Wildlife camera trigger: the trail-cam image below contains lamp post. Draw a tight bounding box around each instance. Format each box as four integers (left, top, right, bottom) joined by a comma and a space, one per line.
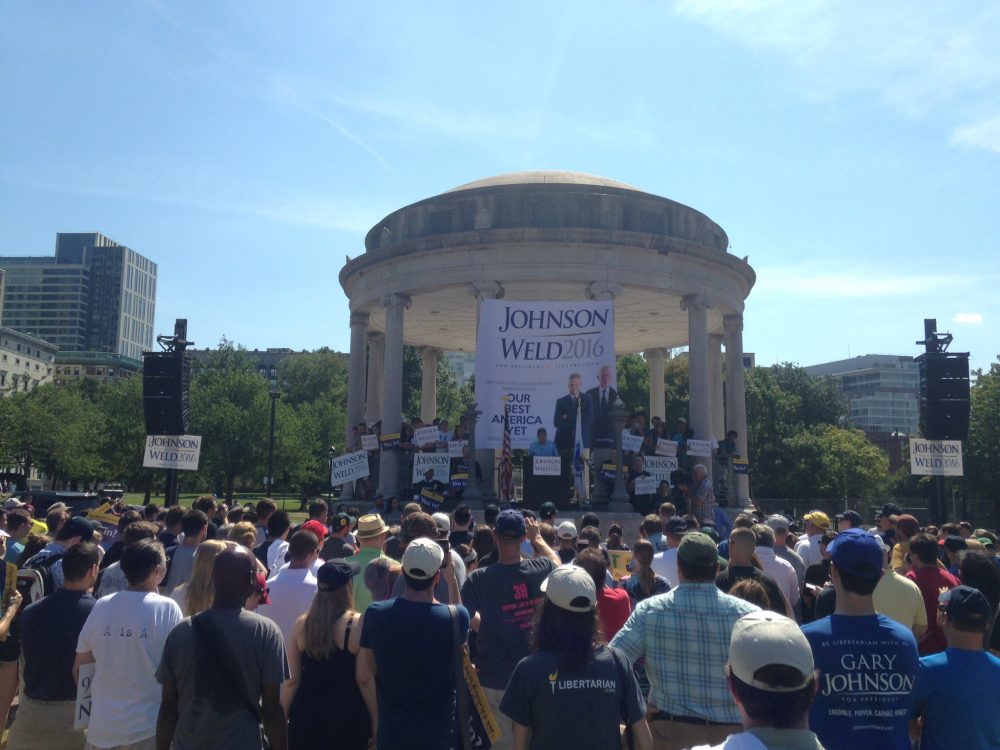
462, 401, 483, 506
327, 445, 337, 503
609, 398, 632, 512
266, 389, 280, 496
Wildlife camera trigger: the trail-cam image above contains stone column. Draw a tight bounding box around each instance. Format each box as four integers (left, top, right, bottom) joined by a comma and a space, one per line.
469, 281, 505, 500
342, 311, 369, 500
709, 334, 725, 442
378, 294, 411, 498
646, 348, 668, 423
419, 347, 442, 424
724, 313, 750, 502
364, 332, 384, 427
682, 295, 712, 480
586, 281, 622, 504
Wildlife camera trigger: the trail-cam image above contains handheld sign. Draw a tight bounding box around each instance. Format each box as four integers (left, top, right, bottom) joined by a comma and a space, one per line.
599, 462, 617, 482
733, 459, 749, 475
360, 434, 379, 451
414, 426, 439, 446
644, 456, 678, 481
607, 549, 633, 581
532, 456, 562, 476
910, 439, 963, 476
143, 435, 202, 470
621, 431, 643, 453
74, 662, 95, 729
634, 476, 658, 495
687, 439, 713, 457
379, 433, 401, 450
450, 472, 469, 491
330, 451, 370, 486
412, 453, 451, 483
418, 488, 445, 511
448, 440, 468, 458
655, 439, 677, 457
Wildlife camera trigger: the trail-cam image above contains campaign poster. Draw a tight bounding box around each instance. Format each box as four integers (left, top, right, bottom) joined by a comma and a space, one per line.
474, 300, 616, 450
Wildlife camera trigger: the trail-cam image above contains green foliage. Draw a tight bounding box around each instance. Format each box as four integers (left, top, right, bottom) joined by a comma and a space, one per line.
965, 358, 1000, 522
615, 353, 689, 422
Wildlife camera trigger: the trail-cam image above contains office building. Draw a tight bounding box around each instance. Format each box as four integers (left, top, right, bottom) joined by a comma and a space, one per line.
52, 351, 142, 385
0, 327, 57, 393
0, 232, 156, 360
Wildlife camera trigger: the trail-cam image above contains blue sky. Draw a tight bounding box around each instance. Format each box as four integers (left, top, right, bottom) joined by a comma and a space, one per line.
2, 1, 997, 370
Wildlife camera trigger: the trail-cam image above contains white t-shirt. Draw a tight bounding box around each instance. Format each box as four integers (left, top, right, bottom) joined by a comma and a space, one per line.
255, 567, 317, 646
794, 534, 825, 568
755, 547, 800, 606
650, 547, 679, 588
267, 539, 290, 577
77, 590, 183, 747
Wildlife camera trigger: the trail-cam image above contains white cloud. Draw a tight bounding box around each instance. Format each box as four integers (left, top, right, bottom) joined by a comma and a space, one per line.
954, 312, 983, 324
950, 115, 1000, 153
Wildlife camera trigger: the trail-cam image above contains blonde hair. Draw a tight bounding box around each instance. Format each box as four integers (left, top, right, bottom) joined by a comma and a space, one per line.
303, 584, 354, 659
182, 540, 227, 616
228, 521, 258, 549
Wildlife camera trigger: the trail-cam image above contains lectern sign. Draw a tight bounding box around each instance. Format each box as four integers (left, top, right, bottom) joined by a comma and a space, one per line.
910, 439, 963, 477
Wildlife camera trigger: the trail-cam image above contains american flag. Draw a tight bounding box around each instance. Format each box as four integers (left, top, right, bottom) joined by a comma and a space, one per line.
499, 400, 514, 503
573, 397, 589, 501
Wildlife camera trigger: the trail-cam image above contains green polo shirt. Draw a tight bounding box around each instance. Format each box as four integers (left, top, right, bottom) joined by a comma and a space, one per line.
348, 546, 386, 612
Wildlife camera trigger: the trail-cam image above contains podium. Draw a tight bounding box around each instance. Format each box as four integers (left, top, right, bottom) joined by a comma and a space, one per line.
521, 455, 571, 510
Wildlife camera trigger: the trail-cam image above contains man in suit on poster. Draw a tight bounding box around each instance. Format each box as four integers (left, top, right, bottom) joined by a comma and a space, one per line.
586, 364, 618, 451
553, 373, 592, 501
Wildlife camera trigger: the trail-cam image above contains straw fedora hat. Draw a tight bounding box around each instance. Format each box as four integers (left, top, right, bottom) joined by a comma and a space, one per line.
355, 514, 389, 539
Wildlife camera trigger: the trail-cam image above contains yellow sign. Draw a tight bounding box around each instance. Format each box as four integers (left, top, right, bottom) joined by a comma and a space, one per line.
607, 549, 633, 581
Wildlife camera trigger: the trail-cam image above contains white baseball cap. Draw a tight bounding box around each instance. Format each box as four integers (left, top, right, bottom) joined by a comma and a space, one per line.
3, 498, 25, 510
540, 565, 596, 613
401, 538, 445, 580
729, 612, 814, 692
431, 512, 451, 539
556, 521, 578, 540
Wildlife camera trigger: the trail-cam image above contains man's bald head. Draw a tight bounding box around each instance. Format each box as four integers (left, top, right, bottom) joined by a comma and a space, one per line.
213, 546, 256, 606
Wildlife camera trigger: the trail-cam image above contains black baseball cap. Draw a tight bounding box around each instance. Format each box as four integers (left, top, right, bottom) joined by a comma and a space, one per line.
495, 509, 526, 539
331, 512, 352, 532
665, 517, 688, 536
60, 517, 98, 542
317, 559, 360, 593
940, 586, 992, 628
539, 502, 557, 519
836, 510, 863, 527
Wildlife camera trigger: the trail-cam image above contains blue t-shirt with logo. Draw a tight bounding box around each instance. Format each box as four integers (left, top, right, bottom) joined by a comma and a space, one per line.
911, 647, 1000, 750
802, 613, 918, 750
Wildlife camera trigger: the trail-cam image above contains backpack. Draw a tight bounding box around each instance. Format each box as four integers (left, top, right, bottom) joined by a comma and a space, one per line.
253, 538, 275, 567
24, 552, 64, 597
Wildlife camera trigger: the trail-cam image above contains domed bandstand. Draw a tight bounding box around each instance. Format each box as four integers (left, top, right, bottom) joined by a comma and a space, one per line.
339, 171, 756, 505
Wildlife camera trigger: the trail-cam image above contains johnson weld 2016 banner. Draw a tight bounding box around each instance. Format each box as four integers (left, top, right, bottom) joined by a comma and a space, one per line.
475, 300, 616, 450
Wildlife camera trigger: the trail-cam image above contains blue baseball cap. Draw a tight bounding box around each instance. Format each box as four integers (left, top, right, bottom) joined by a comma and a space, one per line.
829, 528, 883, 579
495, 509, 526, 539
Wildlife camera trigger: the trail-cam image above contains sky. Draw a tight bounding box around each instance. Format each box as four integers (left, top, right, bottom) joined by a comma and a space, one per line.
1, 1, 998, 371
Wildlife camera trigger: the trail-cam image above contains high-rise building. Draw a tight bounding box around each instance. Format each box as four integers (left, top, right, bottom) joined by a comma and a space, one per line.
804, 354, 920, 435
0, 232, 156, 360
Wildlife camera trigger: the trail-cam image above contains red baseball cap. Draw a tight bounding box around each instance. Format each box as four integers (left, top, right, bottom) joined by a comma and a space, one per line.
301, 520, 329, 541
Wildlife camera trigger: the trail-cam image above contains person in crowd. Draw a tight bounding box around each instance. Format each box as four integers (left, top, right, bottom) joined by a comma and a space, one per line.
156, 546, 288, 750
501, 564, 651, 750
157, 506, 184, 548
449, 504, 475, 548
727, 578, 771, 610
460, 511, 559, 750
794, 511, 830, 568
870, 534, 927, 639
957, 520, 974, 539
717, 514, 752, 561
192, 495, 222, 540
605, 522, 628, 551
227, 521, 258, 550
97, 521, 159, 597
306, 500, 329, 527
765, 514, 805, 584
9, 542, 97, 750
389, 513, 465, 603
169, 540, 227, 617
19, 532, 50, 566
715, 429, 739, 458
46, 508, 70, 538
627, 454, 654, 514
257, 530, 320, 649
0, 529, 22, 735
905, 532, 959, 655
802, 529, 918, 750
526, 427, 558, 457
689, 612, 824, 750
283, 559, 375, 750
751, 524, 800, 614
575, 548, 632, 640
359, 538, 469, 750
537, 501, 557, 526
100, 509, 142, 570
23, 516, 97, 594
623, 539, 670, 603
254, 510, 292, 577
800, 531, 837, 624
716, 528, 791, 618
835, 509, 862, 532
611, 533, 760, 749
364, 556, 403, 604
555, 521, 578, 564
161, 510, 208, 595
253, 498, 278, 547
76, 540, 182, 750
471, 524, 496, 568
650, 516, 688, 588
321, 512, 357, 560
910, 585, 1000, 749
640, 514, 666, 552
685, 464, 717, 524
889, 514, 921, 574
5, 508, 32, 565
348, 514, 389, 612
941, 535, 967, 575
956, 550, 1000, 654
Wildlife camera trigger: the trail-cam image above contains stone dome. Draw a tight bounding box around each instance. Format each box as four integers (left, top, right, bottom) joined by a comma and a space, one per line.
444, 171, 643, 194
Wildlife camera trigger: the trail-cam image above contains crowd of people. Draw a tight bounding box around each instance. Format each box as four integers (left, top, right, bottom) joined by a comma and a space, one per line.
0, 492, 996, 749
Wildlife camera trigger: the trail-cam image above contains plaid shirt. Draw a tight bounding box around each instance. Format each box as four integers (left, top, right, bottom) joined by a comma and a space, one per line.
691, 477, 717, 523
610, 582, 760, 724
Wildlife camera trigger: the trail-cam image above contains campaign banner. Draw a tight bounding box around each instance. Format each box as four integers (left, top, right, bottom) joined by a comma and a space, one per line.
910, 439, 963, 476
687, 439, 713, 457
655, 439, 677, 457
644, 456, 678, 481
599, 463, 617, 482
475, 300, 615, 449
621, 431, 643, 453
413, 452, 451, 483
331, 451, 370, 485
633, 476, 658, 495
379, 432, 400, 450
448, 440, 468, 458
418, 488, 445, 511
533, 456, 562, 476
733, 459, 749, 475
360, 434, 379, 451
414, 426, 440, 446
143, 435, 201, 470
450, 472, 469, 491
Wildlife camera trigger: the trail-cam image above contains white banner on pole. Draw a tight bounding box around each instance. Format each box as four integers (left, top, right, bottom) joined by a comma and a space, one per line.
655, 439, 677, 457
448, 440, 468, 458
644, 456, 678, 481
621, 432, 643, 453
687, 439, 713, 457
910, 439, 963, 476
474, 300, 616, 449
634, 476, 658, 495
360, 434, 379, 451
330, 451, 370, 485
533, 456, 562, 476
143, 435, 202, 470
412, 453, 451, 483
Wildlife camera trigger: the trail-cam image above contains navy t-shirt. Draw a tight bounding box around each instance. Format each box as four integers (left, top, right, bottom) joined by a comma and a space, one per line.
20, 588, 96, 700
802, 613, 918, 750
500, 645, 644, 750
361, 598, 469, 750
911, 647, 1000, 750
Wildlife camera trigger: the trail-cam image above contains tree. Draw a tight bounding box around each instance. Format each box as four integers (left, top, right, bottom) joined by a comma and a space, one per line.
966, 358, 1000, 524
96, 375, 148, 490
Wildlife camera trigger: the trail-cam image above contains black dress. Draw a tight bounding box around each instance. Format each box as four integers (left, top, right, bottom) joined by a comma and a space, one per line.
288, 616, 371, 750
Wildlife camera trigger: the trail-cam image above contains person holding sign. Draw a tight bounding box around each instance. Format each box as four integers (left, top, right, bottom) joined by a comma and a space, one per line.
627, 454, 654, 515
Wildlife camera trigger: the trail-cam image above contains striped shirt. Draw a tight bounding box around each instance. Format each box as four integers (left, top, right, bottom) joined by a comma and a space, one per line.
610, 582, 760, 724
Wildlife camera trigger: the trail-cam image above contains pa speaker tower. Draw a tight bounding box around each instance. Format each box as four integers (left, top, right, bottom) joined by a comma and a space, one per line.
917, 352, 970, 441
143, 352, 191, 435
